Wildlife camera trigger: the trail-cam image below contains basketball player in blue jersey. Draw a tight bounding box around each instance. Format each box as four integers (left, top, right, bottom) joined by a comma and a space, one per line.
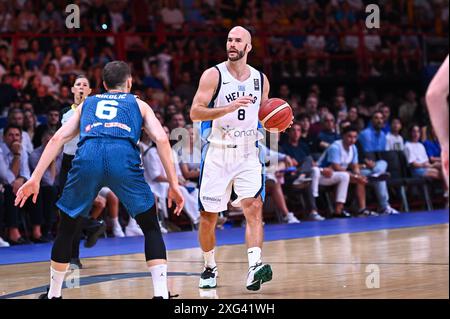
426, 55, 449, 188
15, 61, 184, 299
191, 26, 274, 291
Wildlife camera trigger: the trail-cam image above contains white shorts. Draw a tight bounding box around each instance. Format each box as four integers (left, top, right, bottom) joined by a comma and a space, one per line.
199, 143, 265, 213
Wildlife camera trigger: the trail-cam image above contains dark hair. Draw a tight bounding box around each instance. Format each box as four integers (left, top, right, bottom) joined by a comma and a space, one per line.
7, 107, 23, 119
341, 125, 358, 136
102, 61, 131, 89
74, 74, 90, 87
409, 124, 420, 135
372, 110, 383, 119
3, 124, 22, 136
295, 113, 310, 122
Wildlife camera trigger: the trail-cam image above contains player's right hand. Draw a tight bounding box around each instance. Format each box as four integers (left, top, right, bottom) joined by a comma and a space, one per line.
168, 185, 185, 216
226, 96, 254, 113
14, 177, 40, 208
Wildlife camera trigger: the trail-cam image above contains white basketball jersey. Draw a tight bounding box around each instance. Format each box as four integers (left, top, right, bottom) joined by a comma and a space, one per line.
202, 62, 264, 146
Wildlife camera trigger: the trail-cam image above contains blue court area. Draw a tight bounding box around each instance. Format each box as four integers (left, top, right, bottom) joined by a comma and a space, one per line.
0, 209, 448, 266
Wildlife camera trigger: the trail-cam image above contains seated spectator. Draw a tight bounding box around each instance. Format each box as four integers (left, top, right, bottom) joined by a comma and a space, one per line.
160, 1, 185, 31
30, 84, 56, 115
89, 187, 125, 238
368, 104, 391, 133
141, 129, 200, 227
318, 113, 340, 151
422, 126, 442, 164
296, 113, 320, 159
318, 125, 376, 217
0, 108, 34, 154
174, 71, 197, 105
405, 125, 447, 187
143, 62, 167, 91
178, 125, 201, 184
386, 118, 404, 151
33, 106, 61, 148
0, 125, 31, 245
23, 110, 38, 143
280, 123, 325, 221
0, 186, 8, 247
168, 112, 187, 131
305, 95, 321, 124
358, 111, 387, 153
259, 141, 300, 223
347, 106, 365, 132
356, 112, 400, 214
28, 129, 62, 242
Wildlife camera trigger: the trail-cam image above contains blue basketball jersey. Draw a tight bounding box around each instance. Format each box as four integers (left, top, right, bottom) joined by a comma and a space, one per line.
79, 92, 142, 146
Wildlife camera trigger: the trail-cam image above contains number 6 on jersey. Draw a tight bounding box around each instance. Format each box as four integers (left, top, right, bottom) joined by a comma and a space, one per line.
96, 100, 118, 120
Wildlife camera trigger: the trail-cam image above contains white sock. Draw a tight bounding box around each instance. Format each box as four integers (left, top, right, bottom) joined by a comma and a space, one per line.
128, 217, 137, 228
247, 247, 262, 268
148, 264, 169, 299
48, 267, 67, 298
203, 249, 216, 269
112, 217, 121, 228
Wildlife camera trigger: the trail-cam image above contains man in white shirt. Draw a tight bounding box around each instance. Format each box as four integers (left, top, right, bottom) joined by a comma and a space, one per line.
0, 108, 34, 154
141, 129, 200, 227
0, 125, 31, 245
404, 125, 445, 183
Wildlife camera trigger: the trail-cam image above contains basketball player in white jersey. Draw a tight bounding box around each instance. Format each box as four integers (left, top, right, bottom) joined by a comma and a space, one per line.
425, 55, 449, 188
190, 26, 273, 291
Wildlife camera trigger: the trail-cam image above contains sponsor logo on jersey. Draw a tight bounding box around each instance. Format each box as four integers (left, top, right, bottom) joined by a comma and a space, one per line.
105, 122, 132, 132
238, 85, 246, 91
221, 125, 234, 139
220, 126, 258, 139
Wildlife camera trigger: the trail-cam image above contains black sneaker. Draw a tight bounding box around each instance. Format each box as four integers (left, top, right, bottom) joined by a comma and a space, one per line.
31, 236, 51, 244
152, 292, 179, 299
332, 210, 352, 218
70, 258, 83, 269
199, 266, 218, 289
38, 288, 62, 299
84, 220, 106, 248
9, 237, 32, 245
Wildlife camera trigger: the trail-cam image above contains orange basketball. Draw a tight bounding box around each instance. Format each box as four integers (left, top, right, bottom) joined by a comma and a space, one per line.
258, 98, 293, 132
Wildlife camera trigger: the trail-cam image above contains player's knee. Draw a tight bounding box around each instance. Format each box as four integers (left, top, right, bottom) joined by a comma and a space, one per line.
135, 206, 159, 233
245, 198, 263, 212
200, 211, 217, 227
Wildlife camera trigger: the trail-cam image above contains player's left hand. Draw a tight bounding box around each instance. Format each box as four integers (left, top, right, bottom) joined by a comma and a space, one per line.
14, 177, 40, 208
168, 185, 185, 216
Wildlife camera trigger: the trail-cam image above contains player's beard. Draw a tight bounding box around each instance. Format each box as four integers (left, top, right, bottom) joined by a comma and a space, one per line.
227, 44, 247, 61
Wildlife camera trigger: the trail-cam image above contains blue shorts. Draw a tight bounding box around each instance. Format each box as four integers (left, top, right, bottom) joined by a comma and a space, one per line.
411, 168, 427, 177
57, 138, 154, 219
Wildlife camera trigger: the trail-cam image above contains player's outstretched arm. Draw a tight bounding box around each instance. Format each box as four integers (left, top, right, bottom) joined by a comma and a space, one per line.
139, 99, 185, 215
14, 104, 82, 207
426, 55, 449, 150
190, 67, 253, 122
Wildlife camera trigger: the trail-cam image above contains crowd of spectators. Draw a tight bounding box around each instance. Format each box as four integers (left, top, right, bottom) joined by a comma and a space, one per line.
0, 0, 448, 247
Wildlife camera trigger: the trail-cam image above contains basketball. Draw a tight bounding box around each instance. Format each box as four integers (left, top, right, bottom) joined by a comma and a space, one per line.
258, 98, 293, 132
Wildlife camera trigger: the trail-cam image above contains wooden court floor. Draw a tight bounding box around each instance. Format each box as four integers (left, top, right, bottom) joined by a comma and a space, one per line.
1, 224, 448, 299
